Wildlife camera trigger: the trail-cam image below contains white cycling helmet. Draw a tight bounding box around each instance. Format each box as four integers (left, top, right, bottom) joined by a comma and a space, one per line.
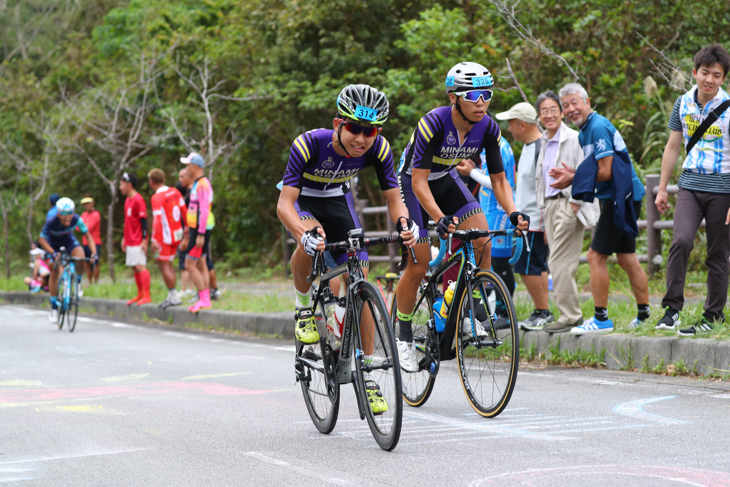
445, 62, 494, 95
56, 197, 75, 215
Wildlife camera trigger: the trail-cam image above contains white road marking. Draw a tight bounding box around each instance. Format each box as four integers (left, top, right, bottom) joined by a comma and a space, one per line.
613, 396, 690, 425
242, 451, 386, 486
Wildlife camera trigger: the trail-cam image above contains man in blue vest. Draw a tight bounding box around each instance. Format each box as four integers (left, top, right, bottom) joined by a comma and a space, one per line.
655, 44, 730, 336
550, 83, 649, 335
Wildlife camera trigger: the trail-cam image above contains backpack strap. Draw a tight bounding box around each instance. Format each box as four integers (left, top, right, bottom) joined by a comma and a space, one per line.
686, 99, 730, 154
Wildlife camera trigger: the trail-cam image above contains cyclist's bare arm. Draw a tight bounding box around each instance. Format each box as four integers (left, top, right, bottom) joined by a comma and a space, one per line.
38, 237, 55, 256
276, 185, 325, 250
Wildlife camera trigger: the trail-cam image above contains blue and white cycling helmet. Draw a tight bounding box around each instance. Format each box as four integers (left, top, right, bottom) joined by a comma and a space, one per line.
56, 197, 75, 215
445, 62, 494, 95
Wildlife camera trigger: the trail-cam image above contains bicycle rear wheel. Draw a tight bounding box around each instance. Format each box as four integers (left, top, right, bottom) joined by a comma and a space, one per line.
57, 275, 67, 331
353, 281, 402, 451
455, 269, 519, 417
68, 274, 79, 332
391, 291, 436, 407
298, 297, 340, 434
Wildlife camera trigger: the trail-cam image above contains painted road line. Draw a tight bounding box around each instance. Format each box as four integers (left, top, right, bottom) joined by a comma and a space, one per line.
613, 396, 691, 425
468, 465, 730, 487
0, 476, 35, 483
242, 451, 387, 486
0, 447, 154, 466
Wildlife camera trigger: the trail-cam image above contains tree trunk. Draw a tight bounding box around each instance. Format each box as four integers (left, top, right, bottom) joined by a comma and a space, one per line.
107, 182, 118, 282
26, 176, 34, 244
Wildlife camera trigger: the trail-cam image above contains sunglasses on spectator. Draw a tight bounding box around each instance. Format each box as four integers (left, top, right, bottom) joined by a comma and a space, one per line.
455, 89, 493, 103
339, 119, 380, 137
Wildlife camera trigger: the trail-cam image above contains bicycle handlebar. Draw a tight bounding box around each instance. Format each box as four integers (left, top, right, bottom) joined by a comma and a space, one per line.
428, 228, 530, 268
307, 233, 416, 283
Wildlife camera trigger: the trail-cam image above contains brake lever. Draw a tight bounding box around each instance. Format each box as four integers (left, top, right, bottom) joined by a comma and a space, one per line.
306, 251, 320, 283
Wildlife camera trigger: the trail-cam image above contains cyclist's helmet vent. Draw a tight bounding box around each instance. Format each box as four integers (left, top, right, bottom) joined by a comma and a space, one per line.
56, 197, 75, 215
337, 84, 389, 126
445, 62, 494, 95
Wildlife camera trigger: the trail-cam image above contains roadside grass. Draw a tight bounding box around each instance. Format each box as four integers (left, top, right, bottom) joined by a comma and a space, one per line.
0, 276, 28, 291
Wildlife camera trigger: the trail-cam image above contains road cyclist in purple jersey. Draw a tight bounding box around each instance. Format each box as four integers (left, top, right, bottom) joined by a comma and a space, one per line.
393, 61, 530, 373
38, 197, 98, 324
277, 84, 417, 414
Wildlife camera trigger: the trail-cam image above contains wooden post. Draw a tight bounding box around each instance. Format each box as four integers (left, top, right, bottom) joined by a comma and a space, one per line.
645, 174, 662, 276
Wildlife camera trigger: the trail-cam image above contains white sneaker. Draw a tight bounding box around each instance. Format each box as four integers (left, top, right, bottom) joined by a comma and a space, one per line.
396, 339, 419, 373
49, 309, 58, 324
461, 317, 488, 338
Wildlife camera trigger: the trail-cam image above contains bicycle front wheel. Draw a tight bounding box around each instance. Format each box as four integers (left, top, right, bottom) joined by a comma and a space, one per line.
68, 274, 79, 332
57, 275, 67, 331
455, 269, 519, 417
353, 281, 402, 451
298, 297, 340, 434
391, 290, 436, 407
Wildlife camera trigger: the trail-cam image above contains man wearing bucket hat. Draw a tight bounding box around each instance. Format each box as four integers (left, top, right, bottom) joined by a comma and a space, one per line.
496, 102, 555, 332
180, 152, 215, 313
80, 194, 102, 285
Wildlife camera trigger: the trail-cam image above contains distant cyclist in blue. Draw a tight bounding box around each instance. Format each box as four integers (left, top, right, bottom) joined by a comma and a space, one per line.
39, 197, 98, 324
457, 137, 517, 294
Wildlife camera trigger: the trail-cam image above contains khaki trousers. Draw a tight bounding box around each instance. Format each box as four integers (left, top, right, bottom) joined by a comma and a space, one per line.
544, 197, 585, 325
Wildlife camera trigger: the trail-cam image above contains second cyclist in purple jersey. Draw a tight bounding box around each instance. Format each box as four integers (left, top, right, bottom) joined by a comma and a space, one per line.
394, 62, 531, 373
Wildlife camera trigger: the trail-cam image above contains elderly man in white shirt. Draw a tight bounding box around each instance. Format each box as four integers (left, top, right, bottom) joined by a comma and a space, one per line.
535, 90, 597, 333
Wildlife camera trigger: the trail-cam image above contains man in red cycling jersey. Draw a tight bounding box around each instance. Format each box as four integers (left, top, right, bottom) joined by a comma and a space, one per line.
148, 168, 187, 309
120, 172, 151, 306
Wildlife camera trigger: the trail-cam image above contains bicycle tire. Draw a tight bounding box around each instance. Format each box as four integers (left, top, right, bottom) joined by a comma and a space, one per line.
68, 273, 79, 332
298, 297, 340, 434
455, 269, 519, 417
391, 290, 437, 407
352, 281, 402, 451
57, 273, 67, 331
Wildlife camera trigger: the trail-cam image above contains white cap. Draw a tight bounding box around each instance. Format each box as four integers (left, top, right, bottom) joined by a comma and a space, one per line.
495, 102, 538, 124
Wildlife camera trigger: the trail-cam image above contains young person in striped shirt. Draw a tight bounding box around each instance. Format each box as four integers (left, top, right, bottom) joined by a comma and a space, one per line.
655, 44, 730, 336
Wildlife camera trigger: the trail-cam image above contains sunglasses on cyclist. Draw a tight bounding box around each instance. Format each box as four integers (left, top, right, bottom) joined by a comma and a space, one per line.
455, 89, 493, 103
338, 120, 380, 138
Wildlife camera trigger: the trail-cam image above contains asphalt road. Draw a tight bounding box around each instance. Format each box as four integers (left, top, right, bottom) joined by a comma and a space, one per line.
2, 304, 730, 486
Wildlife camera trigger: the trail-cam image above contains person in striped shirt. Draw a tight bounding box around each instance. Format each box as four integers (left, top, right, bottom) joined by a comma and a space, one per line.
655, 44, 730, 336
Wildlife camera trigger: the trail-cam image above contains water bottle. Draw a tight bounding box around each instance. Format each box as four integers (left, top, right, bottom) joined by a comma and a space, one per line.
326, 301, 346, 351
440, 282, 457, 319
433, 296, 446, 332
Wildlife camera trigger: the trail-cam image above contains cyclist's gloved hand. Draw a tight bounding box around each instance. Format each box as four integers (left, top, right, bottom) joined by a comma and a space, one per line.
301, 227, 324, 257
510, 211, 530, 228
396, 217, 419, 242
52, 252, 61, 261
92, 253, 99, 265
436, 215, 456, 238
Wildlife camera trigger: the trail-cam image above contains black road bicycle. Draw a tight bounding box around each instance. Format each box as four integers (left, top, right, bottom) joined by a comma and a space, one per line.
295, 229, 411, 451
391, 225, 528, 417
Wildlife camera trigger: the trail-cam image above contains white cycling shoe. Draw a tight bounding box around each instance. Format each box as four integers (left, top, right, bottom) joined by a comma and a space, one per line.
49, 309, 58, 324
396, 339, 419, 373
461, 317, 488, 338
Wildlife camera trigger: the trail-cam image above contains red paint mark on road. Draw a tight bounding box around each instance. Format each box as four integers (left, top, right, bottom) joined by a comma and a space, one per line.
0, 382, 269, 403
472, 465, 730, 486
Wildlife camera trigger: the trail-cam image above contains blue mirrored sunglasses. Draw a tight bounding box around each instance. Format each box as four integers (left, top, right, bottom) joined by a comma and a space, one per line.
456, 89, 493, 103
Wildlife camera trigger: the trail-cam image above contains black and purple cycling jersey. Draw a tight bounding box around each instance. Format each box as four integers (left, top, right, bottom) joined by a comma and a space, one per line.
282, 128, 398, 197
282, 128, 398, 266
398, 106, 505, 242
